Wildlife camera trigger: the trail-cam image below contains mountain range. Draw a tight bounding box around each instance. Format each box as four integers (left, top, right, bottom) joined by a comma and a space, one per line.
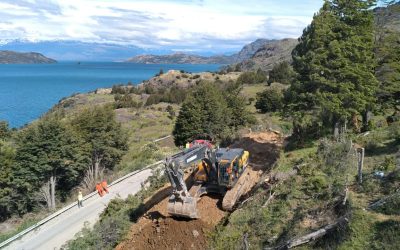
126, 38, 281, 65
125, 52, 235, 64
0, 40, 148, 62
0, 38, 297, 67
0, 51, 56, 64
233, 38, 298, 72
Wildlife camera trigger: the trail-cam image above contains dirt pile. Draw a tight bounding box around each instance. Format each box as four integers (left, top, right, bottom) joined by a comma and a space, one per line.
127, 218, 211, 250
117, 196, 225, 250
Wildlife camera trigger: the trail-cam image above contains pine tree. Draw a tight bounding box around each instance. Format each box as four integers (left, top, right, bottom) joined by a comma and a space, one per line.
224, 82, 250, 129
255, 86, 284, 113
374, 3, 400, 110
287, 0, 378, 134
268, 61, 294, 85
173, 83, 229, 146
173, 95, 204, 145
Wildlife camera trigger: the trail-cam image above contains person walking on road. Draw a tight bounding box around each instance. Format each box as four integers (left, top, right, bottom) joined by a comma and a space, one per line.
96, 182, 104, 197
77, 191, 83, 208
101, 180, 109, 194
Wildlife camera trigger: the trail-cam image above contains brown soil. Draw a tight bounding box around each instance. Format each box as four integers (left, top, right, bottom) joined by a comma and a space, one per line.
232, 131, 282, 170
117, 195, 225, 250
117, 131, 282, 250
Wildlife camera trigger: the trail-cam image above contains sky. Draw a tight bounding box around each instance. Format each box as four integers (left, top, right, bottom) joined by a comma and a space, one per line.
0, 0, 324, 54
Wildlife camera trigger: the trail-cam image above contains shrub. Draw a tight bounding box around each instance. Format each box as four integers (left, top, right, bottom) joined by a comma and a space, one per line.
248, 97, 255, 105
129, 86, 141, 94
0, 121, 10, 139
236, 72, 256, 85
111, 84, 128, 94
166, 105, 175, 120
255, 86, 284, 113
144, 86, 187, 106
372, 220, 400, 249
268, 61, 295, 85
114, 94, 139, 109
144, 85, 156, 95
376, 196, 400, 215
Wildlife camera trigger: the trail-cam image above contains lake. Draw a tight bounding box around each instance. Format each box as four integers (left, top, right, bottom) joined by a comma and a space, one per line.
0, 62, 221, 128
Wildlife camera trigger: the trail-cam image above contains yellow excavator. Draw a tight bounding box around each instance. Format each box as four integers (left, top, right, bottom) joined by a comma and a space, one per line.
164, 142, 250, 219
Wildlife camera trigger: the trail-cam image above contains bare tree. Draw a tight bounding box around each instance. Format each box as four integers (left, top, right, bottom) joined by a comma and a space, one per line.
80, 164, 104, 192
38, 181, 52, 209
49, 175, 56, 209
37, 176, 57, 210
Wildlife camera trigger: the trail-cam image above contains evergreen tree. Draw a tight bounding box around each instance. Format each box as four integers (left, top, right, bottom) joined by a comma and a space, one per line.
173, 95, 204, 145
374, 2, 400, 110
376, 31, 400, 110
0, 140, 15, 220
286, 0, 378, 133
72, 105, 128, 179
268, 61, 295, 85
255, 86, 284, 113
173, 83, 229, 145
225, 82, 253, 128
13, 118, 90, 212
0, 121, 10, 139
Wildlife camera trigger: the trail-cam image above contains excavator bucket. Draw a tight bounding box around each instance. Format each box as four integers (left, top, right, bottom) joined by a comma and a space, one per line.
167, 196, 199, 219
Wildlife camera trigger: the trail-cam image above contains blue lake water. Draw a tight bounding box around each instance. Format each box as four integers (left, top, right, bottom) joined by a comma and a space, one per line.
0, 62, 221, 128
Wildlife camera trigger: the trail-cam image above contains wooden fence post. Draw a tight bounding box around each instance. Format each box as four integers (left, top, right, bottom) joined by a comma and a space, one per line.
357, 148, 365, 185
334, 122, 339, 141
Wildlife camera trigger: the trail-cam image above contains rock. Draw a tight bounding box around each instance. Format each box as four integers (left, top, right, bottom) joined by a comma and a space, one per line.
95, 88, 112, 94
192, 230, 199, 238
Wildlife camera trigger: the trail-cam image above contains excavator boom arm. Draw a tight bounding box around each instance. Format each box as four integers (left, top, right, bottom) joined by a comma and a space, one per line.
163, 145, 210, 218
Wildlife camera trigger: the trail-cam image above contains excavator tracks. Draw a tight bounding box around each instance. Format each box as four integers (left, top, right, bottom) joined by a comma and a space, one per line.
222, 167, 260, 211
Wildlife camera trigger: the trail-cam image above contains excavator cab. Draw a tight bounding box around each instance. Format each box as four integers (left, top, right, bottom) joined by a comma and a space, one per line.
216, 148, 249, 188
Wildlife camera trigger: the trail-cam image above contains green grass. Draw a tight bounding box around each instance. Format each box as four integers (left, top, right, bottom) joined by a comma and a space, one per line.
241, 83, 267, 99
276, 145, 318, 172
241, 84, 293, 134
116, 103, 179, 174
241, 84, 267, 114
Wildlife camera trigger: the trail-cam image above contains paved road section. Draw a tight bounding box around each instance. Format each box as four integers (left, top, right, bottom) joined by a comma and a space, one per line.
5, 169, 152, 250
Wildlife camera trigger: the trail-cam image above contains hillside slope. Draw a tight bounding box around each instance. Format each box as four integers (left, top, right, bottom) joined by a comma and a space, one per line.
0, 51, 56, 64
235, 38, 298, 72
374, 2, 400, 33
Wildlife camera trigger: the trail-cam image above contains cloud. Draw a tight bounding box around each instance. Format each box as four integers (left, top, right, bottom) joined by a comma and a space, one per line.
0, 0, 323, 53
